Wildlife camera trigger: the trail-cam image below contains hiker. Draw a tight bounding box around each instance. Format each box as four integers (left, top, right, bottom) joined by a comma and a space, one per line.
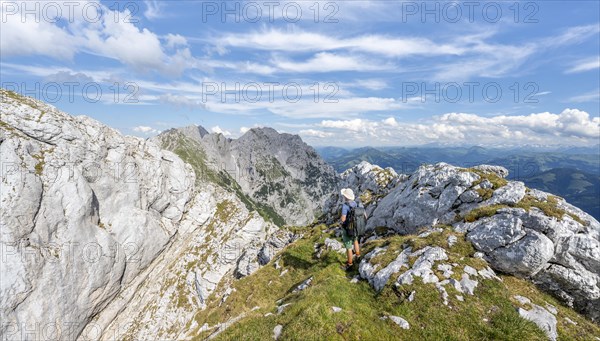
340, 188, 367, 270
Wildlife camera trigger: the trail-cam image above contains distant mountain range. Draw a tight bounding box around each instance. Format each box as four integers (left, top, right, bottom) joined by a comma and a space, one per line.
317, 146, 600, 219
522, 168, 600, 220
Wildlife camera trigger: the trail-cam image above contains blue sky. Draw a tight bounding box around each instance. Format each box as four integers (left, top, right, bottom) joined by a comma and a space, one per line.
1, 0, 599, 147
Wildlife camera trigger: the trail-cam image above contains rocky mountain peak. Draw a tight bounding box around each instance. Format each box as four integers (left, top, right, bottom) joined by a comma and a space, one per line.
170, 124, 211, 140
156, 124, 339, 227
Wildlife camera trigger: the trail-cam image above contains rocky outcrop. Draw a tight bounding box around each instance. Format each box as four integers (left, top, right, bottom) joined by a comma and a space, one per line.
323, 161, 404, 223
365, 162, 600, 323
92, 186, 281, 340
258, 230, 301, 266
1, 89, 194, 339
155, 126, 339, 227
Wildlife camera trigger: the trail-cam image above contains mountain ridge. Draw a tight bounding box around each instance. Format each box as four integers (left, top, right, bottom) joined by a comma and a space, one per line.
1, 90, 599, 340
153, 123, 339, 227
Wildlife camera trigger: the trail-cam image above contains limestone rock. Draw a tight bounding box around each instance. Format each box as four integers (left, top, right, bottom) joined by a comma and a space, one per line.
1, 91, 292, 340
277, 303, 291, 315
459, 274, 478, 295
323, 238, 345, 253
360, 161, 599, 322
518, 305, 558, 341
367, 163, 480, 233
397, 247, 448, 285
371, 248, 411, 291
293, 277, 313, 293
381, 315, 410, 329
273, 325, 283, 340
358, 247, 387, 281
1, 90, 195, 339
258, 231, 301, 265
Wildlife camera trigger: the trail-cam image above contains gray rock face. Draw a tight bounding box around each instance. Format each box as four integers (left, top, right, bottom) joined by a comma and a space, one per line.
459, 206, 599, 321
367, 163, 480, 233
363, 162, 600, 322
466, 214, 527, 253
358, 247, 387, 282
323, 161, 405, 224
156, 126, 339, 227
459, 274, 478, 295
1, 90, 196, 339
360, 245, 449, 291
293, 277, 313, 293
0, 91, 291, 340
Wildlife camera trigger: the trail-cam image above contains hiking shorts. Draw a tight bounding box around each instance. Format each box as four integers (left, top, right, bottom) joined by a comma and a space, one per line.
341, 228, 358, 250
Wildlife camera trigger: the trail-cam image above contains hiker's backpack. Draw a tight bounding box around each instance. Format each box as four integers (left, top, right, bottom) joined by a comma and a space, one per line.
345, 204, 367, 237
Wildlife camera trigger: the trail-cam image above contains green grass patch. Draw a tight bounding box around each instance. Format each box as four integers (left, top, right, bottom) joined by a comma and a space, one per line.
193, 227, 557, 340
462, 195, 586, 225
463, 204, 509, 223
30, 148, 54, 176
468, 168, 509, 190
514, 195, 586, 225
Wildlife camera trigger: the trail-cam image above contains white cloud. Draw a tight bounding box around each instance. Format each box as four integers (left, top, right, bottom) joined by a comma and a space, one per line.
543, 24, 600, 47
299, 129, 333, 138
208, 26, 595, 80
321, 118, 373, 132
305, 109, 600, 146
271, 52, 391, 73
213, 28, 463, 57
0, 5, 78, 59
568, 90, 600, 103
240, 126, 250, 134
211, 126, 232, 136
159, 93, 206, 109
358, 79, 388, 91
133, 125, 159, 134
144, 0, 162, 20
165, 34, 188, 49
0, 1, 195, 76
433, 43, 536, 81
382, 117, 399, 127
566, 56, 600, 74
206, 96, 404, 119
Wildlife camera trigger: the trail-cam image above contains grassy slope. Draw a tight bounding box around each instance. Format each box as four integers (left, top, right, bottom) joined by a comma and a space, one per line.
188, 225, 600, 340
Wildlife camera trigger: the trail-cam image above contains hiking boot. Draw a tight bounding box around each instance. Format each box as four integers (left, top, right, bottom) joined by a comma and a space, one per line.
341, 262, 353, 271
